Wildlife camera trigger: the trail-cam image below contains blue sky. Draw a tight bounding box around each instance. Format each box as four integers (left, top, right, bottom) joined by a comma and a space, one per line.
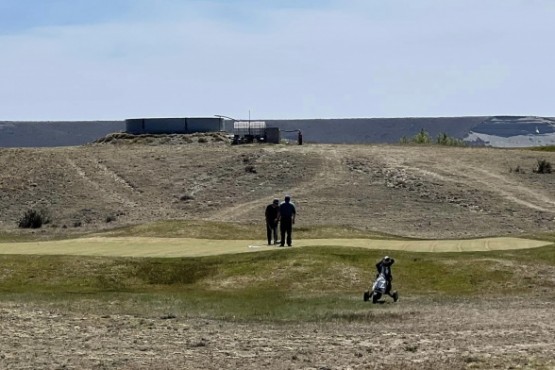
1, 0, 554, 120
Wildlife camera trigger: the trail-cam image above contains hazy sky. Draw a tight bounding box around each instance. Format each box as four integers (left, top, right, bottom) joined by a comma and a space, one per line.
1, 0, 554, 120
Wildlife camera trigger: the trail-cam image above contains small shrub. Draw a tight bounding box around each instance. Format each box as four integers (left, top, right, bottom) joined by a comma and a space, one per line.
436, 132, 448, 145
245, 165, 257, 173
18, 209, 49, 229
509, 165, 526, 174
399, 129, 431, 145
105, 215, 117, 223
413, 129, 431, 144
534, 159, 552, 174
197, 137, 208, 143
158, 137, 170, 144
242, 154, 255, 164
436, 132, 466, 147
180, 194, 195, 201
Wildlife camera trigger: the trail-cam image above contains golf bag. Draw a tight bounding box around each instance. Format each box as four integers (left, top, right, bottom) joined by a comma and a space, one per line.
364, 273, 397, 303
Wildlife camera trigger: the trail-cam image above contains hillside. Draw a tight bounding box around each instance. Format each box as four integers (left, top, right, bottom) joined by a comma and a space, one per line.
1, 139, 554, 239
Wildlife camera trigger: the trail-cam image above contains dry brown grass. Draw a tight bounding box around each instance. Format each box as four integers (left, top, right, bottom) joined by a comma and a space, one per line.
2, 144, 555, 241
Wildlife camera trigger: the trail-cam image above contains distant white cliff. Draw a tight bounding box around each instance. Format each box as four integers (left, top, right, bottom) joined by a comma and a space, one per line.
464, 116, 555, 148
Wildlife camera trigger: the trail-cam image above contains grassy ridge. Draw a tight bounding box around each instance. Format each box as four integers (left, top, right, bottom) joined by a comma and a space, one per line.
0, 221, 401, 244
1, 243, 554, 321
98, 220, 402, 240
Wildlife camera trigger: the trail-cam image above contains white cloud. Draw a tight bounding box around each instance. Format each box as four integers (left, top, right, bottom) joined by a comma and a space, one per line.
0, 0, 554, 120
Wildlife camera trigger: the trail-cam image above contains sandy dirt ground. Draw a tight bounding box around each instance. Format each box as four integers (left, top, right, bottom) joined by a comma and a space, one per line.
0, 236, 550, 257
1, 297, 554, 370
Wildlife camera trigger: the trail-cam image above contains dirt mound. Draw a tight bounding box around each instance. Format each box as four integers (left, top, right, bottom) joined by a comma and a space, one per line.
93, 131, 232, 145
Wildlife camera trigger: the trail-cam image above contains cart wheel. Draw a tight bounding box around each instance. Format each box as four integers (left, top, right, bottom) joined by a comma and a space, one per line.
393, 291, 399, 302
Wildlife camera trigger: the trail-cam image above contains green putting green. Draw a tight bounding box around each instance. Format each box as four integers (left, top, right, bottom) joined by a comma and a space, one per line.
0, 236, 550, 257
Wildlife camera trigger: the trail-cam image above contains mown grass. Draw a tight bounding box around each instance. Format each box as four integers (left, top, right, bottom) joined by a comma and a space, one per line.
95, 220, 401, 240
0, 220, 400, 246
1, 241, 554, 322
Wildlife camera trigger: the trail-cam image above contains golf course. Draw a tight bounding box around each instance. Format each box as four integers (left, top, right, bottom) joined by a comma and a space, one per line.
0, 235, 551, 257
1, 143, 555, 369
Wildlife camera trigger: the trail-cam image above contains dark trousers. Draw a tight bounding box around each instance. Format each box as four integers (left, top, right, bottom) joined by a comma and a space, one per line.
280, 218, 293, 246
385, 279, 393, 295
266, 222, 278, 244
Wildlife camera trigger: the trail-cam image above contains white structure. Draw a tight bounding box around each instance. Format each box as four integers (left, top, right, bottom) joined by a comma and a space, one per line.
233, 121, 266, 136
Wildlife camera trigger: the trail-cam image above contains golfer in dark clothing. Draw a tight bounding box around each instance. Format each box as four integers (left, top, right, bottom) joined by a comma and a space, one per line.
265, 198, 280, 245
376, 256, 398, 301
279, 195, 296, 247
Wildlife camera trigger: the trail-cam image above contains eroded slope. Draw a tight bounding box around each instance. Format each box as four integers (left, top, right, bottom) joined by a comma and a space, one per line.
1, 142, 555, 238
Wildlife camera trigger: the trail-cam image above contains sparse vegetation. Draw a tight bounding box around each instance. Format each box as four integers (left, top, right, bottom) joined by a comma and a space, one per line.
509, 165, 526, 174
105, 214, 117, 223
534, 159, 552, 174
413, 129, 431, 144
436, 132, 466, 146
18, 208, 49, 229
179, 194, 195, 201
245, 165, 257, 173
94, 132, 231, 145
400, 130, 465, 146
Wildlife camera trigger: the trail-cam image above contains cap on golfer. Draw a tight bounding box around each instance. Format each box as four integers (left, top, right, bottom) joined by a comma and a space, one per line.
273, 198, 279, 204
284, 195, 291, 202
384, 256, 391, 262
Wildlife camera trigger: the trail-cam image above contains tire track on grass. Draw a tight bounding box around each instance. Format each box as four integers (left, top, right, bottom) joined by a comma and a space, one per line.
66, 157, 138, 208
207, 146, 345, 222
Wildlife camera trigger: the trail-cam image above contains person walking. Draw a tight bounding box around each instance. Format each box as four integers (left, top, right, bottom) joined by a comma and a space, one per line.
375, 256, 399, 301
265, 198, 280, 245
279, 195, 296, 247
